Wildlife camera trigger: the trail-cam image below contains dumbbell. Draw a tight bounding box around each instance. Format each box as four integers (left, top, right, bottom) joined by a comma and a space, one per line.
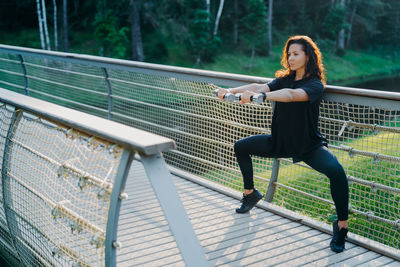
234, 93, 264, 104
231, 93, 264, 105
214, 89, 264, 104
213, 89, 235, 102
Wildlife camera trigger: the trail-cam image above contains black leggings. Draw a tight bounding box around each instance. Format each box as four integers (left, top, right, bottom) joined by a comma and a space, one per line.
234, 134, 349, 221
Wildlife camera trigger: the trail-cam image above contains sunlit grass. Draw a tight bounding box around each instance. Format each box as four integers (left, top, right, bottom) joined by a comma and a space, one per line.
202, 50, 400, 85
201, 127, 400, 248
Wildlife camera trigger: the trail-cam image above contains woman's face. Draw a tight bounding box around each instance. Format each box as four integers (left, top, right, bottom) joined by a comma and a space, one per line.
287, 43, 308, 72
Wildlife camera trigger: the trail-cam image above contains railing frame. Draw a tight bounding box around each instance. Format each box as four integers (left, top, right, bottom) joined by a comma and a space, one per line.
0, 88, 208, 266
1, 44, 400, 100
17, 54, 28, 95
101, 67, 113, 120
105, 149, 134, 267
264, 159, 280, 202
1, 109, 23, 263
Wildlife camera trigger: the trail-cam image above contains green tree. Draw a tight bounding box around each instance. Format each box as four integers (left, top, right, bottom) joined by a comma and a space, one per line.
320, 3, 347, 42
352, 0, 387, 49
267, 0, 274, 56
242, 0, 268, 69
94, 9, 129, 58
189, 9, 210, 66
187, 6, 221, 66
129, 0, 144, 61
373, 0, 400, 59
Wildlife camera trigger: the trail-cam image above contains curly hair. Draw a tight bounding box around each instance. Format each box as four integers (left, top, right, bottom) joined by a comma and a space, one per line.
275, 35, 326, 84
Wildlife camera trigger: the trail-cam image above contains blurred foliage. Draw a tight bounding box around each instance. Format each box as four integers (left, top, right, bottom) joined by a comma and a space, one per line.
94, 10, 129, 58
1, 0, 399, 67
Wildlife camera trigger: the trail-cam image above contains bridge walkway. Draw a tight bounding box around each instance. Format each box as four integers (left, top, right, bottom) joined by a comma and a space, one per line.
116, 161, 399, 266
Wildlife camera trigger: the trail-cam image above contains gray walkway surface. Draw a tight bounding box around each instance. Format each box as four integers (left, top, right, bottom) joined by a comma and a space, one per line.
116, 161, 400, 267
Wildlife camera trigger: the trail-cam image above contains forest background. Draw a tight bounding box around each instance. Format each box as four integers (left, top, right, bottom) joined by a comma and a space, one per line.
1, 0, 400, 86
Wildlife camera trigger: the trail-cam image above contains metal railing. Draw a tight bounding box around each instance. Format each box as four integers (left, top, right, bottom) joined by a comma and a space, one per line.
0, 44, 399, 256
0, 88, 207, 266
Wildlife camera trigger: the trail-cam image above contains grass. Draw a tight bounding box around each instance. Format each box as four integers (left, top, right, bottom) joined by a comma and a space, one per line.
201, 49, 400, 85
202, 126, 400, 249
323, 51, 400, 84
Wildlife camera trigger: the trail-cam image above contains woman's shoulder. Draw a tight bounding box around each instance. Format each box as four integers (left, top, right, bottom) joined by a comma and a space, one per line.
272, 74, 294, 84
268, 75, 292, 91
304, 76, 324, 88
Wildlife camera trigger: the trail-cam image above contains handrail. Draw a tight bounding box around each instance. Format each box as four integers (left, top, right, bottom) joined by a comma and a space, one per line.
0, 88, 207, 266
0, 88, 176, 155
1, 44, 400, 100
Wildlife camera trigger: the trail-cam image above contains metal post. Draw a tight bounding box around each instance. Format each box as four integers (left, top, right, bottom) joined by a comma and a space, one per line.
1, 109, 24, 262
105, 149, 134, 267
264, 158, 280, 203
102, 67, 113, 120
141, 153, 209, 267
18, 55, 28, 95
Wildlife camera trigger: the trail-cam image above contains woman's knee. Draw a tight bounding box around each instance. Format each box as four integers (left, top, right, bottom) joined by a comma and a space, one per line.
306, 147, 348, 186
325, 161, 347, 184
234, 139, 245, 156
234, 134, 272, 157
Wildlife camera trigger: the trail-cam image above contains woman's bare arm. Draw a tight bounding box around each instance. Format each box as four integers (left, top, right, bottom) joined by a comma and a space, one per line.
240, 88, 309, 104
217, 83, 270, 100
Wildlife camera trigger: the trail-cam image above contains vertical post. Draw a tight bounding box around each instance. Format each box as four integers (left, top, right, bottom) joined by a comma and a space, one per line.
1, 109, 24, 262
102, 67, 113, 120
264, 158, 280, 203
141, 153, 209, 267
18, 55, 28, 95
105, 149, 134, 267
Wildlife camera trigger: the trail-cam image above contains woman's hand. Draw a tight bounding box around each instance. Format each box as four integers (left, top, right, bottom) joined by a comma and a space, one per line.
240, 91, 255, 104
217, 88, 230, 100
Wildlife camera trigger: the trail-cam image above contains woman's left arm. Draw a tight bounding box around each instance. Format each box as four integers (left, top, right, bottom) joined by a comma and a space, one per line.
240, 88, 309, 104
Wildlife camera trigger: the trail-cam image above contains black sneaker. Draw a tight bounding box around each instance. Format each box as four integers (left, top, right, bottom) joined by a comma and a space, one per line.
330, 220, 348, 253
235, 189, 264, 213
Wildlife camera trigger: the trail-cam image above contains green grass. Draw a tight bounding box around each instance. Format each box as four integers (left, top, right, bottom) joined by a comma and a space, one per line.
0, 29, 42, 48
202, 127, 400, 248
0, 29, 98, 55
323, 51, 400, 84
201, 49, 400, 85
2, 29, 400, 85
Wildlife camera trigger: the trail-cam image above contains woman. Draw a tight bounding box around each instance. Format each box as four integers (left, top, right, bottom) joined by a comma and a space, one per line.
217, 35, 349, 253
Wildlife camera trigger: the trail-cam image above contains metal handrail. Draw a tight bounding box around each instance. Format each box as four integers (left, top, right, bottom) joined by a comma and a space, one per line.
0, 88, 208, 266
1, 44, 400, 100
0, 89, 176, 155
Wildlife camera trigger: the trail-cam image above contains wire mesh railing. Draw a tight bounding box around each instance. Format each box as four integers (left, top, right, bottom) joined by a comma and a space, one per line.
0, 104, 122, 266
0, 88, 208, 266
0, 45, 399, 255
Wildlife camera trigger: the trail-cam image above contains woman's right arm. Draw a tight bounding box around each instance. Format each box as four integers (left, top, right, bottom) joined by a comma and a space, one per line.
217, 83, 270, 99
